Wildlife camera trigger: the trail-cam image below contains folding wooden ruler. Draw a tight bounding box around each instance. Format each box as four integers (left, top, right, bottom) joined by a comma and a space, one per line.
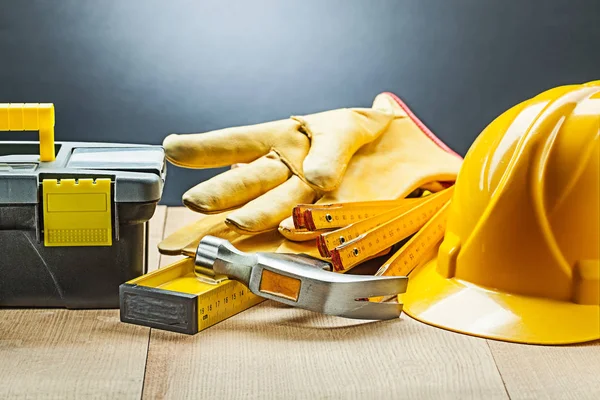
293, 186, 454, 275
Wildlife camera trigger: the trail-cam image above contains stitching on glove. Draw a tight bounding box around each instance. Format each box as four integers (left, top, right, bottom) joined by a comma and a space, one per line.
275, 118, 347, 192
269, 147, 301, 176
290, 116, 313, 139
224, 218, 279, 235
164, 154, 202, 169
269, 147, 327, 195
182, 196, 243, 214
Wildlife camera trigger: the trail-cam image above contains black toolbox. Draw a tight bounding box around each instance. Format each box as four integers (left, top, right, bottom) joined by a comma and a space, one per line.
0, 103, 166, 308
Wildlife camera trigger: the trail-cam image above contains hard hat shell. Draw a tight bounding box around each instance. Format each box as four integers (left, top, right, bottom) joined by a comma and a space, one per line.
402, 81, 600, 344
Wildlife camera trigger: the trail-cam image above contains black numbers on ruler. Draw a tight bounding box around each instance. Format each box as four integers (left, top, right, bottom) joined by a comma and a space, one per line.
232, 293, 237, 300
203, 314, 208, 320
200, 307, 205, 314
224, 296, 229, 304
208, 304, 213, 312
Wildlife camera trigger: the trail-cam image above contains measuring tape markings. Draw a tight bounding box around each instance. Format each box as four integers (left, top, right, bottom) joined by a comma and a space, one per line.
294, 198, 423, 231
367, 200, 450, 303
376, 199, 450, 277
328, 187, 453, 272
305, 198, 424, 231
315, 203, 418, 258
196, 277, 264, 331
315, 190, 448, 258
315, 202, 417, 257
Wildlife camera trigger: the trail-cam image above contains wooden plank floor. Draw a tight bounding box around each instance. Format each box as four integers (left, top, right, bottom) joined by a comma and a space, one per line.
1, 206, 599, 399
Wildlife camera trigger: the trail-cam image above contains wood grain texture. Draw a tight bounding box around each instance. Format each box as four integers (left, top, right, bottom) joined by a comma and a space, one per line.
3, 206, 597, 399
158, 207, 199, 268
147, 205, 167, 272
142, 301, 508, 400
0, 309, 149, 400
0, 204, 168, 399
489, 340, 600, 400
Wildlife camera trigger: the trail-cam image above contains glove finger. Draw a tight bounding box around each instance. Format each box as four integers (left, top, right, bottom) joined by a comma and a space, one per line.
182, 151, 290, 213
278, 216, 329, 242
157, 211, 239, 255
163, 118, 302, 168
294, 108, 394, 191
182, 229, 286, 257
225, 175, 318, 234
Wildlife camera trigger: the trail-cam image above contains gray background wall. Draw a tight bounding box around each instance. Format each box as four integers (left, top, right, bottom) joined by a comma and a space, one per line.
1, 0, 599, 205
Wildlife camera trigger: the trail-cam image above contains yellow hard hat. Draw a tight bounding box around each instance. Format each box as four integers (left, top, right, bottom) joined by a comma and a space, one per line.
402, 81, 600, 344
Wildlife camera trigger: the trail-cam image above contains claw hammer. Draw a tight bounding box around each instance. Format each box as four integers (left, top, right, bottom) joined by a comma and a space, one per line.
195, 236, 408, 320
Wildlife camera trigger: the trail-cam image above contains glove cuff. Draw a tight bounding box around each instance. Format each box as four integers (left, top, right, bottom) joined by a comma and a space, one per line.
373, 92, 462, 160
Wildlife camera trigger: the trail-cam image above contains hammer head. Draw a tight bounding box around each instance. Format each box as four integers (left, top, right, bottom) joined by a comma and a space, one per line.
196, 236, 408, 320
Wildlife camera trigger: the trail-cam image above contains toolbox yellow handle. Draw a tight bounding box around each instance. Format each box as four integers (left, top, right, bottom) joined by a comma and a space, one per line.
0, 103, 56, 161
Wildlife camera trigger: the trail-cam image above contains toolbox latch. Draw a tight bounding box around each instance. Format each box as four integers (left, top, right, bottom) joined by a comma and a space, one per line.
42, 178, 113, 247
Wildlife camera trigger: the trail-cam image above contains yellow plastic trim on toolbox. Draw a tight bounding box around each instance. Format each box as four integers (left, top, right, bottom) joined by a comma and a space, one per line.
42, 178, 112, 247
129, 258, 264, 332
0, 103, 56, 161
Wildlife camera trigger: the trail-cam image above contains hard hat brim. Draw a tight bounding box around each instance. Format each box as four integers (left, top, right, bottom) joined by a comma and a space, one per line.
401, 258, 600, 345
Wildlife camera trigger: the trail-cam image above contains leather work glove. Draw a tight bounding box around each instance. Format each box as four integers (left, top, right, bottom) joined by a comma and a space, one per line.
159, 92, 463, 258
277, 92, 463, 243
163, 105, 395, 235
157, 209, 287, 256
